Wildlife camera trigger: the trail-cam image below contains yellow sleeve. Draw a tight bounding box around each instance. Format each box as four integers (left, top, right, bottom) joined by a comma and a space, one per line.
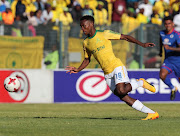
83, 42, 91, 59
67, 13, 73, 24
104, 30, 121, 40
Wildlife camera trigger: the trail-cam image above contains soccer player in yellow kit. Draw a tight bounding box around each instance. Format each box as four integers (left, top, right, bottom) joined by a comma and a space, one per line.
66, 15, 159, 120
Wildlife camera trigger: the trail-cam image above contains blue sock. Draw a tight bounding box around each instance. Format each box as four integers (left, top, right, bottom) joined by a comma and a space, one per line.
163, 78, 174, 89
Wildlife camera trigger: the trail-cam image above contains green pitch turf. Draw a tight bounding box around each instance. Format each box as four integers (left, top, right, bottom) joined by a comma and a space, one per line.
0, 103, 179, 136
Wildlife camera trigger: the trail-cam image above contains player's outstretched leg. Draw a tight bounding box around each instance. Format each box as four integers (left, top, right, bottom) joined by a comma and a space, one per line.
137, 78, 156, 93
114, 85, 159, 120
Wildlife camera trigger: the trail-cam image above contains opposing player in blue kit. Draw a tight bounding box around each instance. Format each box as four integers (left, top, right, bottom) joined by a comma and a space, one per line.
159, 16, 180, 100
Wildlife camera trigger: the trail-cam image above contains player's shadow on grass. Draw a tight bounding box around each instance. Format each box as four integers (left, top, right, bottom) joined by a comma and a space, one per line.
33, 117, 59, 119
31, 116, 138, 120
83, 117, 139, 120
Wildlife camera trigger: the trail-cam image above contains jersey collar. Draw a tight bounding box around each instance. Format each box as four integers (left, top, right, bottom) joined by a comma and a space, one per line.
88, 30, 97, 39
166, 28, 174, 35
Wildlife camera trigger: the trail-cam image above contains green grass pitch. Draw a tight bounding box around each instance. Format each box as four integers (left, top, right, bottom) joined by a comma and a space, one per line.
0, 103, 179, 136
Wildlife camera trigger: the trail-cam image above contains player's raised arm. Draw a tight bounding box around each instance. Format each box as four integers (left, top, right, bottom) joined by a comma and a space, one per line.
120, 34, 156, 48
65, 58, 90, 74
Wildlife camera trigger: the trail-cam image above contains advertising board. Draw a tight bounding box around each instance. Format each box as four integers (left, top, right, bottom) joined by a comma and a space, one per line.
0, 70, 53, 103
54, 70, 180, 102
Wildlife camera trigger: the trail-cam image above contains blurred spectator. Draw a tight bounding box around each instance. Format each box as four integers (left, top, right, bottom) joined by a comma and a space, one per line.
12, 15, 22, 36
27, 11, 38, 26
0, 12, 3, 35
111, 0, 126, 32
136, 8, 148, 24
0, 12, 2, 22
44, 45, 59, 69
0, 0, 10, 8
12, 0, 27, 22
98, 0, 108, 11
56, 0, 71, 14
2, 8, 14, 25
121, 8, 140, 33
84, 0, 98, 12
72, 0, 83, 7
164, 8, 176, 18
51, 7, 59, 23
34, 0, 45, 11
148, 0, 156, 5
129, 54, 145, 69
173, 12, 180, 32
126, 0, 139, 9
35, 9, 46, 25
94, 1, 108, 28
138, 0, 152, 21
153, 0, 166, 18
26, 0, 37, 15
59, 7, 73, 26
82, 2, 94, 16
71, 2, 82, 23
151, 9, 162, 25
133, 2, 139, 15
0, 0, 10, 12
112, 0, 126, 23
27, 11, 37, 36
42, 4, 53, 24
171, 0, 180, 13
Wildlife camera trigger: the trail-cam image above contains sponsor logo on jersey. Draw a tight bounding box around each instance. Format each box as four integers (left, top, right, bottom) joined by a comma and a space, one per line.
163, 38, 171, 45
170, 34, 174, 38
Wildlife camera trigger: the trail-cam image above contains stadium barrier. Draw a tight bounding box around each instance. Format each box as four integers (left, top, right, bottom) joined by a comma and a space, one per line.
54, 70, 180, 103
1, 69, 179, 103
0, 23, 163, 69
0, 70, 53, 103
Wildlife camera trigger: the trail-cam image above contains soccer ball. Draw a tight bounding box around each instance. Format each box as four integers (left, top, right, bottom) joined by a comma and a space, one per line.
4, 76, 21, 92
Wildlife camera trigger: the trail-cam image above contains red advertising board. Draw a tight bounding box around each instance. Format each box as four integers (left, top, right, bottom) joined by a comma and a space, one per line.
0, 71, 30, 102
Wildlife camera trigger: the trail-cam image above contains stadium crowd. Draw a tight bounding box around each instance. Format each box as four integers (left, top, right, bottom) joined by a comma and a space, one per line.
0, 0, 179, 35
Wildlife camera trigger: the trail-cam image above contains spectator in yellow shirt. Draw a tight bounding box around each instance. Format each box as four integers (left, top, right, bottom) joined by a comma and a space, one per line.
59, 7, 73, 26
51, 7, 59, 23
86, 0, 98, 11
151, 9, 162, 25
121, 9, 140, 34
171, 0, 180, 12
94, 1, 108, 29
26, 0, 37, 15
56, 0, 70, 14
153, 0, 168, 18
136, 8, 148, 24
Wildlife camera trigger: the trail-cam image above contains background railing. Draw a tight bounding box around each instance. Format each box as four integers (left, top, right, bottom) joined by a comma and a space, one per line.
0, 22, 164, 69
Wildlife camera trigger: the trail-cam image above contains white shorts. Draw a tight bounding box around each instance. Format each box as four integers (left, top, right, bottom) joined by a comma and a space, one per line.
104, 66, 130, 92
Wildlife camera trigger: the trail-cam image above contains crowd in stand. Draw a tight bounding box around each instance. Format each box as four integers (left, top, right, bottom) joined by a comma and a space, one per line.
0, 0, 179, 36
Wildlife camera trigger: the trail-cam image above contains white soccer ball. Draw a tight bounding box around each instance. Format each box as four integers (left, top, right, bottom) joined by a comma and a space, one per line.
4, 76, 21, 92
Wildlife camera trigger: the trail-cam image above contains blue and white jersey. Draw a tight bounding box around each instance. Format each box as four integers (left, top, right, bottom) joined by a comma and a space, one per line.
160, 29, 180, 62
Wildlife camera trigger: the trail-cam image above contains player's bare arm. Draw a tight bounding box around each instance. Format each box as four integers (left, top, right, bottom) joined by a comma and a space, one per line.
65, 58, 90, 74
120, 34, 156, 47
164, 44, 180, 52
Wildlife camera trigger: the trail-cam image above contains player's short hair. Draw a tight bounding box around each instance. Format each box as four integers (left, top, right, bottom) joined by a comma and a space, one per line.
163, 16, 173, 22
80, 15, 94, 23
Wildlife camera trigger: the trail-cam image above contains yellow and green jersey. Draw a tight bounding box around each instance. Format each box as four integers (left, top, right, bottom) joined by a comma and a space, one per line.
83, 30, 124, 75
